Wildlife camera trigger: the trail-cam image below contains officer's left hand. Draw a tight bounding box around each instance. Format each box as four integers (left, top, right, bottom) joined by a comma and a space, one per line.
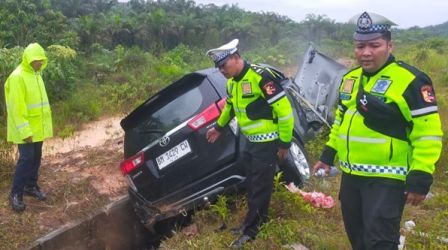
277, 148, 289, 162
405, 191, 426, 206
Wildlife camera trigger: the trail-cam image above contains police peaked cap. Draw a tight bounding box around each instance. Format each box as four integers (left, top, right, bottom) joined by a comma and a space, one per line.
206, 39, 239, 67
349, 12, 397, 41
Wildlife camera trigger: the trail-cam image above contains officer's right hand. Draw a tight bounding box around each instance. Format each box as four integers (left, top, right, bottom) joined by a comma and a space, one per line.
312, 161, 330, 176
24, 136, 33, 143
206, 128, 221, 143
405, 192, 426, 206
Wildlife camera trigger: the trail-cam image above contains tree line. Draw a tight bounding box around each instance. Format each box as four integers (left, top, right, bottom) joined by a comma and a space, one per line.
0, 0, 447, 141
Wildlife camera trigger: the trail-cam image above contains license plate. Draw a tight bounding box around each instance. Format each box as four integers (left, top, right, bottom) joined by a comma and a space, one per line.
156, 140, 191, 169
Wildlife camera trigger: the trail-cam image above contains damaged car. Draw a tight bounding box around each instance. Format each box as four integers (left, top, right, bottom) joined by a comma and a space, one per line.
119, 45, 347, 230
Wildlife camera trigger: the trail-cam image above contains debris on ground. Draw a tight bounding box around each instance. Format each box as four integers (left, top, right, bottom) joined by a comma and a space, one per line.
285, 183, 335, 208
401, 219, 448, 245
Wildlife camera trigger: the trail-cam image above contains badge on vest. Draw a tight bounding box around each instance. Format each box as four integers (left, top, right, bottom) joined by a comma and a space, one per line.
242, 82, 253, 95
342, 79, 355, 94
340, 79, 354, 100
371, 79, 392, 94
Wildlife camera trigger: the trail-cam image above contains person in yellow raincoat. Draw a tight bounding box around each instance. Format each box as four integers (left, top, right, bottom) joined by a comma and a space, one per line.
4, 43, 53, 212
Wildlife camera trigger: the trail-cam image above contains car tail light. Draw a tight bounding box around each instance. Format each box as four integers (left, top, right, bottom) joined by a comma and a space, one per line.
120, 152, 144, 176
217, 98, 226, 110
188, 98, 226, 130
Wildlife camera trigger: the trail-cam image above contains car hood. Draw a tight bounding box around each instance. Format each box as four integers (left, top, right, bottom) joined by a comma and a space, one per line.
292, 44, 348, 126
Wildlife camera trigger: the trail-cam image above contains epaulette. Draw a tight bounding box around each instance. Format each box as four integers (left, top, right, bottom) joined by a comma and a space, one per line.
250, 64, 265, 75
396, 61, 424, 77
250, 63, 285, 80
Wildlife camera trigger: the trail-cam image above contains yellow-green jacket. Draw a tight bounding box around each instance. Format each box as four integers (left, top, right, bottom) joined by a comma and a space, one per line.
320, 56, 443, 194
216, 62, 294, 148
4, 43, 53, 144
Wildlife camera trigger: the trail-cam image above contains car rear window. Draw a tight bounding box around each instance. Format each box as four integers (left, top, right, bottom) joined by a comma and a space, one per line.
123, 75, 220, 157
135, 87, 202, 135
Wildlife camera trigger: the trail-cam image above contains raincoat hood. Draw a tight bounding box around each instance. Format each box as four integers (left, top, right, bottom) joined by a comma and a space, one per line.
21, 43, 48, 72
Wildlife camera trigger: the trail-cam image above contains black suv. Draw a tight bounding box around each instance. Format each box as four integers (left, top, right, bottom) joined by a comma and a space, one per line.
120, 45, 346, 229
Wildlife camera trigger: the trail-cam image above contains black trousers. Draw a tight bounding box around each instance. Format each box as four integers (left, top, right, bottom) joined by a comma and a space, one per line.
11, 142, 43, 195
241, 140, 277, 238
339, 173, 406, 250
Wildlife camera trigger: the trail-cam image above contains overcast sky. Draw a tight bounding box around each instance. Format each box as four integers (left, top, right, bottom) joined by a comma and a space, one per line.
193, 0, 448, 28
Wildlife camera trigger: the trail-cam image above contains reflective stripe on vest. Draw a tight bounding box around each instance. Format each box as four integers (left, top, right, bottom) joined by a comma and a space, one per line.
410, 106, 438, 117
241, 122, 263, 132
246, 132, 279, 142
340, 161, 407, 176
415, 136, 442, 142
278, 113, 293, 121
16, 122, 30, 130
338, 134, 387, 144
266, 91, 286, 104
27, 102, 49, 109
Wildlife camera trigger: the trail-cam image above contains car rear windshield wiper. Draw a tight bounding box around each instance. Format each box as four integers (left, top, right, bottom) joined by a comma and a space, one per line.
138, 129, 165, 134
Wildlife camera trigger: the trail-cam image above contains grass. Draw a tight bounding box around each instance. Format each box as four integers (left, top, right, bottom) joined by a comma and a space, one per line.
159, 105, 448, 249
1, 42, 447, 249
0, 145, 125, 250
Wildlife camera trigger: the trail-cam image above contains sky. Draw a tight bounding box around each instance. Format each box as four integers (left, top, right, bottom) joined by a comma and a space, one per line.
193, 0, 448, 28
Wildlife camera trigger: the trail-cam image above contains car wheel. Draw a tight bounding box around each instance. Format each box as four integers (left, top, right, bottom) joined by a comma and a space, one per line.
279, 138, 311, 187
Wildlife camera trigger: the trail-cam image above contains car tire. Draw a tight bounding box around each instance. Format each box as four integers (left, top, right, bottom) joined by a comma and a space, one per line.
279, 137, 311, 187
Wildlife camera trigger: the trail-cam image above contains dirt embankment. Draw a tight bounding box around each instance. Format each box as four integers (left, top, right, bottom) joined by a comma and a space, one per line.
0, 116, 128, 250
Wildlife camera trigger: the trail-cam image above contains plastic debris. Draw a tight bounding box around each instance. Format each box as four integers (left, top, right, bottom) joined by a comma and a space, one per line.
285, 182, 335, 208
315, 166, 340, 177
398, 235, 406, 250
402, 219, 448, 245
404, 220, 416, 231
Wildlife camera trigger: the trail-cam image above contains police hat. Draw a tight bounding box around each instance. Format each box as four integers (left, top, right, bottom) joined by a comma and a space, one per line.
206, 39, 239, 67
349, 12, 397, 41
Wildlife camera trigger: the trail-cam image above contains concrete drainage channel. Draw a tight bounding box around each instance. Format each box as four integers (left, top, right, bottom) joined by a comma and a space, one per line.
29, 196, 160, 250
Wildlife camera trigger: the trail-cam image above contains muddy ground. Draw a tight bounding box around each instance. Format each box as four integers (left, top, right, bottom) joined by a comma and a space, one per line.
0, 117, 128, 250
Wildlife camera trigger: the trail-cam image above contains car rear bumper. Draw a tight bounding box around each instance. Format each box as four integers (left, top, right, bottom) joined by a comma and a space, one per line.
128, 163, 246, 228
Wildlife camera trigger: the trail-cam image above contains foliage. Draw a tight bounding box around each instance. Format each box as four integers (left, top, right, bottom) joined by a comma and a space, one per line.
0, 1, 447, 248
0, 46, 23, 134
51, 87, 101, 137
257, 218, 301, 245
0, 0, 78, 48
44, 45, 78, 101
210, 195, 229, 222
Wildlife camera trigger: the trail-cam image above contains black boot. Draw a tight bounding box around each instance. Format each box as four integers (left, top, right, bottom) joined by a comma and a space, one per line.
24, 186, 47, 201
229, 225, 245, 236
9, 193, 26, 212
230, 235, 253, 249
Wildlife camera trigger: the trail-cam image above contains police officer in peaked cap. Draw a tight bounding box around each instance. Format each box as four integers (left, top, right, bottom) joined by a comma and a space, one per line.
313, 11, 443, 249
206, 39, 295, 248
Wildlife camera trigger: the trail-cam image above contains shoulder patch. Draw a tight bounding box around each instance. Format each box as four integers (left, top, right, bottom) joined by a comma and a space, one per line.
263, 81, 276, 95
421, 85, 436, 103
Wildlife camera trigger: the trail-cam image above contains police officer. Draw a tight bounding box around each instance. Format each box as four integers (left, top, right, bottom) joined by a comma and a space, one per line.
313, 12, 443, 249
206, 39, 294, 248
